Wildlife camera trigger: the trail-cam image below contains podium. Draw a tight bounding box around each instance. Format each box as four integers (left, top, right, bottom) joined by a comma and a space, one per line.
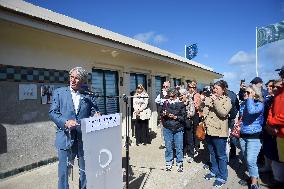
81, 113, 122, 189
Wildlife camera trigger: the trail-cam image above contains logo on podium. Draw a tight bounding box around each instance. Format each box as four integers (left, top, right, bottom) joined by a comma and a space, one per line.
81, 113, 122, 189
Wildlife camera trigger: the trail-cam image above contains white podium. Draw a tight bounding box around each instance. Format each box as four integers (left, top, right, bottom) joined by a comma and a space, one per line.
81, 113, 122, 189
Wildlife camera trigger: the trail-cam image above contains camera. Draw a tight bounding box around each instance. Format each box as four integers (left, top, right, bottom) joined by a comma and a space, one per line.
204, 90, 211, 97
279, 70, 284, 79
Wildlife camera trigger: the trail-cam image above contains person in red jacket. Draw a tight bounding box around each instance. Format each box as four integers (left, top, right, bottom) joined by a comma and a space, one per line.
267, 80, 284, 138
267, 66, 284, 187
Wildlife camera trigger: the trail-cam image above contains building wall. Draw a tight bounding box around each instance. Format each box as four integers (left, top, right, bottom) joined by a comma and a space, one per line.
0, 82, 58, 173
0, 19, 218, 174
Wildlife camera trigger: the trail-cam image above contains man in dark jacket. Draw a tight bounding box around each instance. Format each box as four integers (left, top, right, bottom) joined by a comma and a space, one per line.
161, 88, 186, 172
239, 79, 246, 102
223, 81, 239, 159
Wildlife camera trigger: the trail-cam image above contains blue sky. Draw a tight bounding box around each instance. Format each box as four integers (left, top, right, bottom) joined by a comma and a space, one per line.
25, 0, 284, 92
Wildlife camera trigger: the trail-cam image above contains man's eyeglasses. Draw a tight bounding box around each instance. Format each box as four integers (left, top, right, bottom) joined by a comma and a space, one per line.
163, 86, 168, 88
169, 95, 175, 98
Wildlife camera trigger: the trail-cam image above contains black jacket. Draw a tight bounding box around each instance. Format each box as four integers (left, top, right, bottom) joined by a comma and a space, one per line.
228, 90, 240, 120
161, 100, 186, 131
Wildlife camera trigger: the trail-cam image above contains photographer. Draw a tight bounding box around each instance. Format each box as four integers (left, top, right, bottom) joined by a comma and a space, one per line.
239, 84, 264, 189
267, 66, 284, 187
200, 80, 232, 187
239, 79, 246, 102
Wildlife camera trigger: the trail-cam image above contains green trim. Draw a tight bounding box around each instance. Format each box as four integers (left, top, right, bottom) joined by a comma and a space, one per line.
0, 157, 58, 179
0, 64, 92, 84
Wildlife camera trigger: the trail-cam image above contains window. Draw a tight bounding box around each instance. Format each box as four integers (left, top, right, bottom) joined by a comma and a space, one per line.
91, 69, 119, 115
173, 78, 181, 87
155, 76, 166, 96
197, 83, 206, 93
186, 80, 192, 84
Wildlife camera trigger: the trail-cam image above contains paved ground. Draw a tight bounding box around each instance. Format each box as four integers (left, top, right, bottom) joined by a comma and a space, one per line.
0, 130, 275, 189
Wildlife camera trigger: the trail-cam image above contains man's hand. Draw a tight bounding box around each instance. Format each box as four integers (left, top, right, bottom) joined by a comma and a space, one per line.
65, 120, 78, 129
265, 125, 278, 136
92, 111, 101, 117
168, 113, 177, 120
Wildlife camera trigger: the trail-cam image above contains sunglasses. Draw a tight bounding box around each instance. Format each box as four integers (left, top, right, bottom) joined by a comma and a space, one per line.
245, 91, 251, 95
188, 86, 196, 88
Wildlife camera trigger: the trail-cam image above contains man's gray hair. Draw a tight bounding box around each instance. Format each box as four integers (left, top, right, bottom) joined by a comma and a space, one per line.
69, 67, 88, 82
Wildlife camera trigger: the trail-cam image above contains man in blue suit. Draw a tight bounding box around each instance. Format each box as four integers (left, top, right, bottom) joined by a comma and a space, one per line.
49, 67, 100, 189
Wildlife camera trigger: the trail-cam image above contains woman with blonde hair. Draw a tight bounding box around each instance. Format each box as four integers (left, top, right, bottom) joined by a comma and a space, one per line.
239, 84, 264, 189
133, 84, 151, 145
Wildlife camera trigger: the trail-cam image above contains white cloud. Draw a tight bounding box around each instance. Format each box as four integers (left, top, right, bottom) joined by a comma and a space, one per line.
223, 71, 237, 80
133, 32, 154, 43
133, 31, 167, 44
153, 34, 168, 43
224, 41, 284, 93
263, 40, 284, 68
228, 51, 255, 65
203, 54, 209, 58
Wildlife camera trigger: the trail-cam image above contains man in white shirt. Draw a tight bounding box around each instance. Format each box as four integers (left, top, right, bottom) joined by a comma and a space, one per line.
49, 67, 99, 189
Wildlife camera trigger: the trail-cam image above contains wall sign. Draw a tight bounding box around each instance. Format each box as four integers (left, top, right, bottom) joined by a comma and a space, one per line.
40, 85, 54, 104
19, 84, 37, 100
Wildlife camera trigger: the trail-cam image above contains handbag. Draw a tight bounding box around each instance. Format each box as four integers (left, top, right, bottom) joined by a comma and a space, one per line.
230, 117, 242, 138
196, 121, 206, 141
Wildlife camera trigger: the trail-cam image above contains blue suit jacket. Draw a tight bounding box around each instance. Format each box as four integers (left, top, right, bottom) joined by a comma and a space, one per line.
49, 86, 99, 150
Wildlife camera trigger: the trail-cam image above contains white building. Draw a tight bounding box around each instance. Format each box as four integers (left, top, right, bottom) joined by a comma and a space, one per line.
0, 0, 222, 178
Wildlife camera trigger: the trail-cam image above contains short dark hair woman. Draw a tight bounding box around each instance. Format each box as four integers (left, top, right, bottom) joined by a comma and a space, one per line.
161, 88, 186, 172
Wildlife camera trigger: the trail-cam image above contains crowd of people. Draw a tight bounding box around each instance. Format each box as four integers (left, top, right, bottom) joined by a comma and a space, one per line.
131, 66, 284, 189
49, 66, 284, 189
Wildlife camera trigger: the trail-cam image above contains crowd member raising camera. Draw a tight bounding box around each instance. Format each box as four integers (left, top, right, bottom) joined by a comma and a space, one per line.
199, 80, 232, 188
239, 85, 264, 189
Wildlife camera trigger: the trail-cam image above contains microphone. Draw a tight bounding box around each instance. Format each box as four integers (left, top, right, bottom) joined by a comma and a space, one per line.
79, 88, 97, 96
122, 94, 129, 102
79, 88, 117, 98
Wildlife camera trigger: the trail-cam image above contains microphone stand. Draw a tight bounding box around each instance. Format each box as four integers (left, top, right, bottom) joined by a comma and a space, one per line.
121, 95, 148, 189
123, 95, 130, 189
